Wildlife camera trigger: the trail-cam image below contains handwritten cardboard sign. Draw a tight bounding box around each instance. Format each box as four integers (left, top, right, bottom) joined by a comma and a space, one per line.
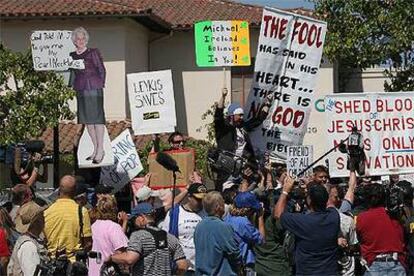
100, 130, 143, 192
148, 149, 195, 189
287, 145, 313, 177
244, 8, 327, 162
30, 30, 84, 71
325, 93, 414, 177
127, 70, 177, 135
194, 20, 251, 67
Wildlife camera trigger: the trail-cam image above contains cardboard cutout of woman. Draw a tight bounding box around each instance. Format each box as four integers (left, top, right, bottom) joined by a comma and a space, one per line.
70, 27, 106, 164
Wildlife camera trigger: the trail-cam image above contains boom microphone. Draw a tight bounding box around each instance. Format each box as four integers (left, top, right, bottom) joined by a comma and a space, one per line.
156, 152, 180, 172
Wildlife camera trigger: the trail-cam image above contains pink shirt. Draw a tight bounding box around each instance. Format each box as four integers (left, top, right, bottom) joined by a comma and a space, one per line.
88, 220, 128, 276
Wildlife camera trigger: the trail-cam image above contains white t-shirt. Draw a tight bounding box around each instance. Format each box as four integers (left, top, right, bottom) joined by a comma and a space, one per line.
235, 128, 246, 157
338, 212, 358, 276
160, 205, 202, 270
18, 241, 40, 276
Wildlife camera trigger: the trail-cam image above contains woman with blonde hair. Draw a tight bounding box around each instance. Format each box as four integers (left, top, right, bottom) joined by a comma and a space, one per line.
88, 195, 128, 276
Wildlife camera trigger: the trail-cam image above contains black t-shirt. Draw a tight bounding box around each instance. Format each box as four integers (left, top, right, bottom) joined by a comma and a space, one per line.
280, 207, 340, 276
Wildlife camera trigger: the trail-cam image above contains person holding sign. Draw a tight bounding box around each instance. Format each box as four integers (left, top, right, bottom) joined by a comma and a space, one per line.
213, 88, 272, 191
69, 27, 106, 164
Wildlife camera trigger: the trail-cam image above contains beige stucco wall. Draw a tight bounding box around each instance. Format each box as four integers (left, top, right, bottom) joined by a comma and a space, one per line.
344, 68, 388, 93
0, 18, 150, 121
149, 31, 232, 139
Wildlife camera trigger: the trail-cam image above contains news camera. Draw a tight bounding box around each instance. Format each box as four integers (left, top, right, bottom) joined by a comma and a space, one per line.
207, 148, 260, 182
338, 127, 366, 176
17, 140, 53, 164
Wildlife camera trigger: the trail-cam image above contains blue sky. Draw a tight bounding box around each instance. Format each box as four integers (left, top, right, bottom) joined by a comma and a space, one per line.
236, 0, 314, 9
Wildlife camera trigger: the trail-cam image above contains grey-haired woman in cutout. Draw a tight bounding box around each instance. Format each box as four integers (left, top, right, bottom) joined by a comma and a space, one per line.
70, 27, 106, 164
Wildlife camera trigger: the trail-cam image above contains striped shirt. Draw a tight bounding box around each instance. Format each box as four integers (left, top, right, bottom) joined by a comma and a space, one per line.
128, 226, 186, 276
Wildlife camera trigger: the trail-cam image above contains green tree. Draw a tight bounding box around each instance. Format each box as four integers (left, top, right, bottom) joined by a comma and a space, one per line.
313, 0, 414, 91
0, 45, 75, 145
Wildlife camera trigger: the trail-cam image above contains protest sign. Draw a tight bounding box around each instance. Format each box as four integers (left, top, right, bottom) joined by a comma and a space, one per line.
194, 20, 250, 67
100, 130, 143, 192
77, 126, 114, 169
287, 145, 313, 177
148, 149, 195, 189
30, 30, 84, 71
127, 70, 176, 135
325, 92, 414, 177
244, 7, 327, 162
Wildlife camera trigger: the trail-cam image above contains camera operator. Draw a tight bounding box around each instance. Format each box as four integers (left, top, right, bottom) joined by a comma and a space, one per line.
274, 176, 340, 276
213, 88, 271, 191
355, 183, 407, 275
11, 145, 48, 188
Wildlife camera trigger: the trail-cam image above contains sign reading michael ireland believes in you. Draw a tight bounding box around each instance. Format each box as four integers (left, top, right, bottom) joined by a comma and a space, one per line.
244, 7, 327, 162
194, 20, 251, 67
30, 30, 84, 71
127, 70, 177, 135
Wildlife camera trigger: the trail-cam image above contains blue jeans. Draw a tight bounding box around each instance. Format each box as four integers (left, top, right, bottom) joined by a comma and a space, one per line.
364, 261, 406, 276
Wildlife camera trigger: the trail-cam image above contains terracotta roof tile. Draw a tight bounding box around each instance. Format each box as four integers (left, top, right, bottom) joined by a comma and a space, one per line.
37, 120, 173, 154
0, 0, 148, 17
0, 0, 315, 29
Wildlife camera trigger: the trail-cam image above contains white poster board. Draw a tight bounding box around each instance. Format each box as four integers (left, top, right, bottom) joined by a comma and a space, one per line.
325, 92, 414, 177
244, 7, 327, 162
100, 130, 143, 192
77, 127, 114, 168
30, 30, 84, 71
287, 145, 313, 177
127, 70, 177, 135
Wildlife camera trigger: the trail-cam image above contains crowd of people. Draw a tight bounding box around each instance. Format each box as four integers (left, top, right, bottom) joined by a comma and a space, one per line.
0, 88, 413, 276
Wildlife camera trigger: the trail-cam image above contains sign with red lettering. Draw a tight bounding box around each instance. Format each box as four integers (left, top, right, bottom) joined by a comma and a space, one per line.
244, 7, 327, 162
325, 93, 414, 177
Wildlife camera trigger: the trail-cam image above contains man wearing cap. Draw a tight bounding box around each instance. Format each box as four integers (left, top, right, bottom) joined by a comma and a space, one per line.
11, 184, 41, 234
109, 202, 188, 276
213, 88, 271, 191
160, 183, 207, 274
224, 191, 265, 274
8, 204, 48, 276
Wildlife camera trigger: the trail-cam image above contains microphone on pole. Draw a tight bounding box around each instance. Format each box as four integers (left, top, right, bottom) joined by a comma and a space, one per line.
156, 152, 180, 173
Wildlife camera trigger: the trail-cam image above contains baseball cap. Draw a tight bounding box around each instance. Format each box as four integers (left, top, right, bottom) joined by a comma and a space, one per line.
131, 202, 154, 217
188, 183, 207, 199
135, 186, 160, 202
222, 180, 238, 192
226, 103, 244, 116
234, 192, 261, 211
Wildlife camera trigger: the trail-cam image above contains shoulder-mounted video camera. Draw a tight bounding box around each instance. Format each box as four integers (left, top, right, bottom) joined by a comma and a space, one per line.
207, 148, 260, 182
338, 127, 366, 176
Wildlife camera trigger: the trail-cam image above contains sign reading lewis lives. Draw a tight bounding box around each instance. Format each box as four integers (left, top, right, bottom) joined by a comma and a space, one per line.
245, 7, 327, 162
194, 20, 251, 67
127, 70, 177, 135
30, 30, 84, 71
325, 93, 414, 177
